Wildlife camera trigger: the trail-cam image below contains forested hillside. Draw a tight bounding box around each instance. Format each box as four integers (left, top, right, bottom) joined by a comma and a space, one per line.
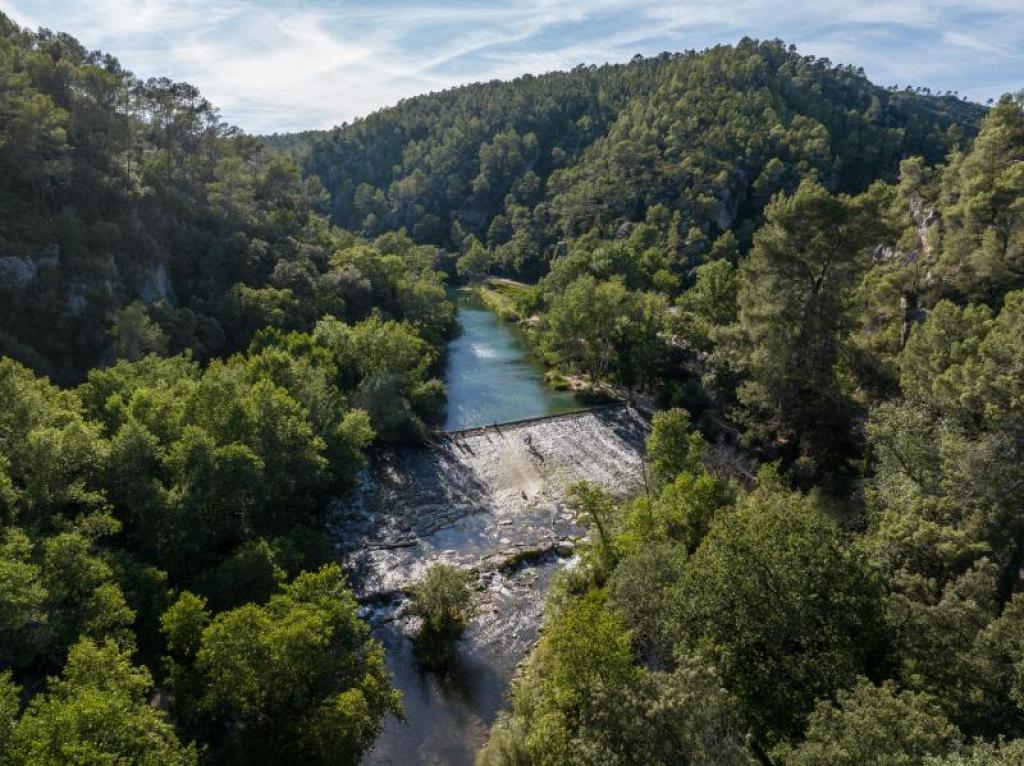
299, 30, 1024, 766
0, 13, 448, 765
473, 69, 1024, 766
305, 39, 983, 276
0, 14, 452, 383
3, 7, 1024, 766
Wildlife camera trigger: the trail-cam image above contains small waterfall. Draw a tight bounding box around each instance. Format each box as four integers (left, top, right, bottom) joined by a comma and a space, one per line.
340, 406, 648, 766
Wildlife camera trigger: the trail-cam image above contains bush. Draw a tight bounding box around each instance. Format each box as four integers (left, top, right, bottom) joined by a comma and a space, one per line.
544, 370, 571, 390
408, 563, 476, 668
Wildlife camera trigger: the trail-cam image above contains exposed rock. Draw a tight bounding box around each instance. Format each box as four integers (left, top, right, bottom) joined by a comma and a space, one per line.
713, 201, 734, 231
139, 263, 176, 305
872, 244, 898, 262
66, 282, 89, 315
0, 247, 59, 290
336, 406, 648, 600
554, 540, 576, 557
344, 407, 648, 766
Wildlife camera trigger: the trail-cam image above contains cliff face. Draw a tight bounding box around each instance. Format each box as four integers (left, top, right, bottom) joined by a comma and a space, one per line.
0, 253, 55, 290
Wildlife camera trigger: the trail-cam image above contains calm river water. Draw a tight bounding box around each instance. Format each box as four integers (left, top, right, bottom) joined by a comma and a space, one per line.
443, 289, 580, 431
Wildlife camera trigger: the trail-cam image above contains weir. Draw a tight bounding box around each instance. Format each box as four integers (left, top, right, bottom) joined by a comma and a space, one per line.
436, 401, 631, 437
340, 404, 649, 766
338, 404, 648, 598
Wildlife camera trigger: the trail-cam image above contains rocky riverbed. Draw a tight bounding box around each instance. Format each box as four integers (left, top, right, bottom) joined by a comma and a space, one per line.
336, 406, 648, 766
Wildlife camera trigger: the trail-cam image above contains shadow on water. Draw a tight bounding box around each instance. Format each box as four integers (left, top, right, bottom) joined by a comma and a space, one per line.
365, 623, 511, 766
363, 553, 566, 766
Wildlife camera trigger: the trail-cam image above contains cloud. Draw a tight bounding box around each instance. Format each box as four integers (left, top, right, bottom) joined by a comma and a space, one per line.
1, 0, 1020, 133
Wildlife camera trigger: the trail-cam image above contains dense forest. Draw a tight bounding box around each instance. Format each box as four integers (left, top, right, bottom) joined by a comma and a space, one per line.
470, 69, 1024, 766
3, 8, 1024, 766
0, 14, 453, 383
0, 13, 447, 764
302, 40, 982, 277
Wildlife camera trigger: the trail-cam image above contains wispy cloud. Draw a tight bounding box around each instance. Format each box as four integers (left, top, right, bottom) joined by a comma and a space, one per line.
1, 0, 1020, 133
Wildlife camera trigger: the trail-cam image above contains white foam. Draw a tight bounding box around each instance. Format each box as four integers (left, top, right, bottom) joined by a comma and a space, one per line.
469, 342, 500, 359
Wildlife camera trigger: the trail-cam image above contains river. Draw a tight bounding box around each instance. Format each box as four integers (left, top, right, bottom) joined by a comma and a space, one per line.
343, 289, 647, 766
443, 289, 581, 431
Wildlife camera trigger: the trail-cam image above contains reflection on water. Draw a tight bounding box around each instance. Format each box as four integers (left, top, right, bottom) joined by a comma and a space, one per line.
366, 625, 502, 766
444, 290, 580, 431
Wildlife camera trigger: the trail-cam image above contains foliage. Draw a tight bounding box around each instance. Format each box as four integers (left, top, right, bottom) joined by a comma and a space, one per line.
191, 565, 402, 765
672, 478, 888, 741
408, 562, 477, 669
718, 180, 889, 469
644, 408, 706, 486
457, 237, 495, 282
540, 276, 630, 382
0, 19, 451, 759
3, 639, 197, 765
479, 594, 756, 766
306, 39, 980, 277
780, 679, 961, 766
0, 339, 405, 759
109, 302, 170, 362
0, 13, 454, 381
567, 482, 621, 575
925, 740, 1024, 766
408, 563, 477, 639
674, 258, 739, 350
4, 10, 1024, 766
621, 470, 735, 555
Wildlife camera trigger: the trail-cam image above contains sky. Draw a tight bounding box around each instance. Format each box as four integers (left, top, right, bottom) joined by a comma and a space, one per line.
2, 0, 1022, 135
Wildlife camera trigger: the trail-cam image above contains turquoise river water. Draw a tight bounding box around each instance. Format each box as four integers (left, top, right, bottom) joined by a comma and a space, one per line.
443, 290, 580, 431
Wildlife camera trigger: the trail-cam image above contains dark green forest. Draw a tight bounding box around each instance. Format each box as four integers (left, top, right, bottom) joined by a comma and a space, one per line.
2, 9, 1024, 765
302, 42, 982, 278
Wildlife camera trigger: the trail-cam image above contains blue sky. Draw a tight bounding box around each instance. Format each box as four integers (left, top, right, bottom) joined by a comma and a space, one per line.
2, 0, 1021, 134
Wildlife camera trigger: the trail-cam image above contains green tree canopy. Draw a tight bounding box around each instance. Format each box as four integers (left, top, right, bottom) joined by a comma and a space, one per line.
193, 565, 402, 765
781, 679, 960, 766
4, 639, 196, 766
673, 476, 887, 741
